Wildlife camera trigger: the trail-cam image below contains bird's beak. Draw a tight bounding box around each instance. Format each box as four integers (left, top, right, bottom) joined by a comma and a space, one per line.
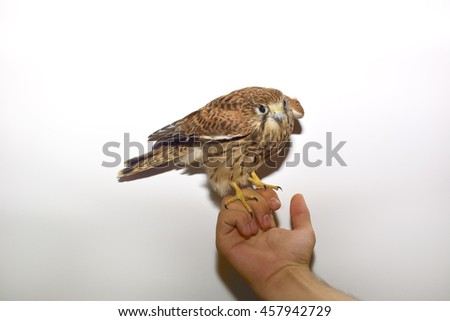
271, 111, 285, 124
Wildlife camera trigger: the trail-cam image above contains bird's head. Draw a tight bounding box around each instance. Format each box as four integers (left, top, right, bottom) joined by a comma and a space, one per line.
246, 87, 304, 128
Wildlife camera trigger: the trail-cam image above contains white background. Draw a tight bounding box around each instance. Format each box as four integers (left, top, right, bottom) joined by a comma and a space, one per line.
1, 0, 449, 300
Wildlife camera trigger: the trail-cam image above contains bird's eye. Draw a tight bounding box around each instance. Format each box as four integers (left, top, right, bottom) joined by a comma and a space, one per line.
283, 99, 287, 108
258, 105, 267, 113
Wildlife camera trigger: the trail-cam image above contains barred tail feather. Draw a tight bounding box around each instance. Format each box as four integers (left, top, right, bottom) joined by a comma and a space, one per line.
117, 146, 176, 179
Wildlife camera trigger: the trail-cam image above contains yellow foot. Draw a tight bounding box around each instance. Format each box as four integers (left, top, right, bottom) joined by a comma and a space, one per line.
224, 182, 258, 215
248, 171, 282, 191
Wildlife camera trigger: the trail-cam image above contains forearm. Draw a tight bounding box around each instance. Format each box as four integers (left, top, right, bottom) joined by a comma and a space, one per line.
256, 265, 356, 301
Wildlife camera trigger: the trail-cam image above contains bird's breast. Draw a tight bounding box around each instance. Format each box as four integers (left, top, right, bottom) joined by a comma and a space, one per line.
262, 116, 293, 144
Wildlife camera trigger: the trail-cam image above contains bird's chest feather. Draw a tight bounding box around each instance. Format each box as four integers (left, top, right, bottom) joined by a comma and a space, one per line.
205, 116, 295, 196
260, 117, 293, 149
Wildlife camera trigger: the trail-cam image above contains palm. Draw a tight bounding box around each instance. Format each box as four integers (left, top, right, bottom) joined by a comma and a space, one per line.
227, 223, 315, 284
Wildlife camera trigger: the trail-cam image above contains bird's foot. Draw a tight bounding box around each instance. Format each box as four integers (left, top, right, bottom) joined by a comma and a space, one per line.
248, 171, 282, 191
224, 182, 257, 215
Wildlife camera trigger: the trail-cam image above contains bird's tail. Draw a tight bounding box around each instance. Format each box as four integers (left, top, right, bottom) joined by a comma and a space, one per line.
117, 146, 177, 178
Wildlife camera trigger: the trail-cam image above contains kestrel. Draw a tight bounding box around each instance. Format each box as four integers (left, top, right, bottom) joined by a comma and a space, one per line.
118, 87, 304, 214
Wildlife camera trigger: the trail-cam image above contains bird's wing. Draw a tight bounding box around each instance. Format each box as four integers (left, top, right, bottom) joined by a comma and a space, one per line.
148, 108, 252, 147
147, 121, 180, 142
184, 108, 253, 140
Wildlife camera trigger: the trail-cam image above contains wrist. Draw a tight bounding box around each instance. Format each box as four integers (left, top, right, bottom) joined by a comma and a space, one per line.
257, 264, 354, 301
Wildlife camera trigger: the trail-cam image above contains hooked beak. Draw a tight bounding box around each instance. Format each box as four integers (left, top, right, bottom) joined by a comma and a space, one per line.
271, 111, 285, 124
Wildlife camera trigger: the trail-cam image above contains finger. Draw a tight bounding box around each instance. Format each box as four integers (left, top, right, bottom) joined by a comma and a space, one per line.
247, 189, 276, 230
217, 205, 256, 240
290, 193, 313, 231
256, 188, 281, 211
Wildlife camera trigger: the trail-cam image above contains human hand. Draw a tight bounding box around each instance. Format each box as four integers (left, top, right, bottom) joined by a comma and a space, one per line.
216, 189, 316, 299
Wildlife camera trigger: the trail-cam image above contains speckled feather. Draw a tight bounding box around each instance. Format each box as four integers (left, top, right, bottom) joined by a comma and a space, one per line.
118, 87, 304, 196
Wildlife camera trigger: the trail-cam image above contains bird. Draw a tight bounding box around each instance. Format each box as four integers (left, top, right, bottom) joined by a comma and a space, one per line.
118, 87, 304, 214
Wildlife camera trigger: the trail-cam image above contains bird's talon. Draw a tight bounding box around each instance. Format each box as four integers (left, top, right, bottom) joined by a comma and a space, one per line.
225, 182, 257, 215
248, 171, 281, 192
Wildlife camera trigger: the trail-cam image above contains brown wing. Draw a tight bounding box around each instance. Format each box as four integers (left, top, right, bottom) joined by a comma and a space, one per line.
147, 86, 280, 148
148, 108, 252, 148
181, 107, 252, 140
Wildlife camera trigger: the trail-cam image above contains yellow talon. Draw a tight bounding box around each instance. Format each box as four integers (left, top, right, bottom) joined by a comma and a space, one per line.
248, 171, 281, 191
224, 182, 257, 215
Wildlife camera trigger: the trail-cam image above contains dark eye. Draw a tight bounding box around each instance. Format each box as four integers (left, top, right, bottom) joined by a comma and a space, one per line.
258, 105, 267, 113
283, 99, 287, 108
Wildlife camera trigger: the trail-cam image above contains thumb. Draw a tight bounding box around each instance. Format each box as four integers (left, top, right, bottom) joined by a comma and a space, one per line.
290, 193, 313, 230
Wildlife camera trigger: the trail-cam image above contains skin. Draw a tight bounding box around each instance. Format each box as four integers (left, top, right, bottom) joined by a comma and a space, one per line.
216, 189, 355, 300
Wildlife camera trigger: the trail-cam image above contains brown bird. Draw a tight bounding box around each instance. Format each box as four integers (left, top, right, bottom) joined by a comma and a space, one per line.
118, 87, 304, 213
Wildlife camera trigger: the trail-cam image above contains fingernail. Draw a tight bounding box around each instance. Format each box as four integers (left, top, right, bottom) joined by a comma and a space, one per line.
250, 219, 258, 234
269, 198, 281, 209
263, 214, 272, 227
